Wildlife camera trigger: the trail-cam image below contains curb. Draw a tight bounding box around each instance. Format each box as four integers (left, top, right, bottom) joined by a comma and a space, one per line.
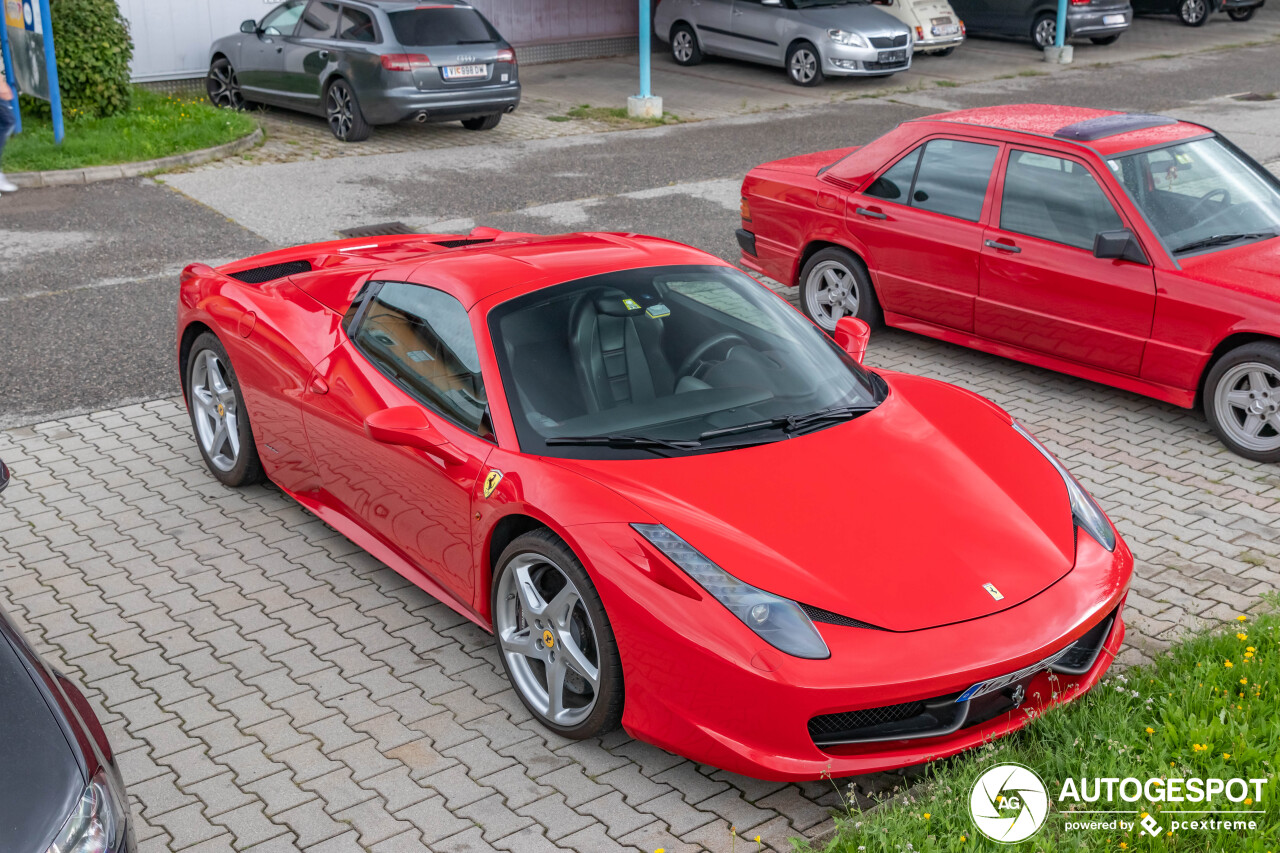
8, 126, 264, 189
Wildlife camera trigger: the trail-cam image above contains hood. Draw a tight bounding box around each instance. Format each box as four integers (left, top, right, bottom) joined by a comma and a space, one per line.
797, 3, 913, 32
558, 375, 1076, 632
1177, 235, 1280, 299
0, 630, 83, 853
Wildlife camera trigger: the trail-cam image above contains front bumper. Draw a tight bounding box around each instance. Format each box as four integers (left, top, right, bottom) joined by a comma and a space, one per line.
1067, 5, 1132, 37
361, 82, 522, 125
573, 524, 1132, 780
822, 40, 913, 76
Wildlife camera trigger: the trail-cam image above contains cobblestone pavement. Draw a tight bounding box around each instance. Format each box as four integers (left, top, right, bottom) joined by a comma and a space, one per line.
1, 318, 1277, 852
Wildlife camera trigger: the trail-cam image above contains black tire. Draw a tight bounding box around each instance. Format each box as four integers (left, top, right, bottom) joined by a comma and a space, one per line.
1228, 5, 1256, 19
461, 113, 502, 131
931, 46, 957, 56
798, 246, 883, 335
325, 78, 371, 142
1090, 33, 1122, 44
491, 530, 623, 739
670, 22, 703, 66
785, 41, 824, 86
185, 332, 264, 487
1203, 341, 1280, 463
1179, 0, 1210, 24
207, 57, 247, 110
1032, 13, 1060, 48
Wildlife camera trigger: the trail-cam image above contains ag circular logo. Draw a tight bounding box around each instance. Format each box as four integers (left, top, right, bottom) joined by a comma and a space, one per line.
969, 763, 1050, 843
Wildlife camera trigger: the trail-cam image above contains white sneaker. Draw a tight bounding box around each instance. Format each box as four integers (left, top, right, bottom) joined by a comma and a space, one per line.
0, 175, 17, 192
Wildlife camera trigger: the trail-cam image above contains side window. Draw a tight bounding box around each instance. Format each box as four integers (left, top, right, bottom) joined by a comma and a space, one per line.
297, 1, 341, 37
338, 6, 378, 42
1001, 150, 1124, 250
864, 146, 922, 203
352, 282, 488, 436
261, 0, 306, 35
910, 139, 999, 222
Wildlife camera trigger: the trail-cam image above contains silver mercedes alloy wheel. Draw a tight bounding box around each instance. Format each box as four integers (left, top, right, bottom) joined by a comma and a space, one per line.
1213, 362, 1280, 454
804, 259, 861, 330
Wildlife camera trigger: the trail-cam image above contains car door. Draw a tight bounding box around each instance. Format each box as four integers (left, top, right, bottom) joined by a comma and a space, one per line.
303, 281, 494, 604
693, 0, 739, 54
847, 136, 1001, 332
976, 147, 1156, 375
731, 0, 787, 63
239, 0, 308, 100
275, 0, 341, 106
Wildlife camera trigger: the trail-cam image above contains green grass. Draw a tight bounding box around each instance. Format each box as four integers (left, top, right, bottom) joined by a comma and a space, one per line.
815, 603, 1279, 853
554, 103, 680, 127
4, 87, 258, 173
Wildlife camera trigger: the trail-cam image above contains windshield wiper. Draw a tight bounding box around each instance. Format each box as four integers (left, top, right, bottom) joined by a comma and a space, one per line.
1172, 231, 1277, 255
698, 403, 876, 441
545, 434, 703, 454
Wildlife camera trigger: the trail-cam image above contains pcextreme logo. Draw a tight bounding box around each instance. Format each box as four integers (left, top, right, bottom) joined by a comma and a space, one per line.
970, 764, 1050, 843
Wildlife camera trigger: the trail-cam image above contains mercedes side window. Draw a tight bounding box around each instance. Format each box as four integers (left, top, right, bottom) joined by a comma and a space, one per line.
909, 139, 999, 222
351, 282, 489, 437
864, 146, 922, 203
1001, 150, 1124, 251
297, 1, 341, 38
261, 0, 307, 36
338, 6, 378, 42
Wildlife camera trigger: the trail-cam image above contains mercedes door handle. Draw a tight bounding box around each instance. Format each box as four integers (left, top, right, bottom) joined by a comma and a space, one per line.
984, 239, 1021, 253
854, 207, 887, 220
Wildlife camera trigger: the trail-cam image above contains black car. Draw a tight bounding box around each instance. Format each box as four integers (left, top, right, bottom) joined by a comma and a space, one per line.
0, 459, 136, 853
948, 0, 1133, 48
1132, 0, 1263, 25
207, 0, 521, 141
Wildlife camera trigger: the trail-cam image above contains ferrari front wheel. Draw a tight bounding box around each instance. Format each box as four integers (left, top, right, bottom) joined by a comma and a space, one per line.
492, 530, 623, 739
186, 332, 264, 486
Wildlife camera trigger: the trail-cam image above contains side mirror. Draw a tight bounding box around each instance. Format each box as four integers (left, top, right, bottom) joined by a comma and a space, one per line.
365, 407, 467, 465
241, 19, 259, 34
833, 317, 871, 365
1093, 229, 1148, 265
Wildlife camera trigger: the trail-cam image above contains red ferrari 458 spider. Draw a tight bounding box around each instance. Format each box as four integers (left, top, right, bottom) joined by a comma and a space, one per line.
177, 230, 1131, 780
739, 105, 1280, 462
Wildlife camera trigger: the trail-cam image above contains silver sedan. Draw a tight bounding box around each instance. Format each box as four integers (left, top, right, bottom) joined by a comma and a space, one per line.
654, 0, 915, 86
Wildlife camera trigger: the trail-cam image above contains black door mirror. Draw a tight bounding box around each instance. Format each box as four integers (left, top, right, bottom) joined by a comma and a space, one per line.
240, 19, 259, 34
1093, 229, 1148, 265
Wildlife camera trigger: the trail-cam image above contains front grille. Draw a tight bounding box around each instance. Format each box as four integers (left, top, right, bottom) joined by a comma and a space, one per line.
1051, 609, 1116, 675
431, 238, 494, 248
869, 34, 910, 48
799, 603, 885, 631
228, 260, 312, 284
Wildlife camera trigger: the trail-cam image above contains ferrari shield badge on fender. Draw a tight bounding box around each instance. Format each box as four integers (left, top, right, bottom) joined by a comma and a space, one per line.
483, 470, 503, 499
983, 582, 1004, 601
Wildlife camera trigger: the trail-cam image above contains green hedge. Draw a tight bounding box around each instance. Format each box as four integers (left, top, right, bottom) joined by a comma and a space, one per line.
17, 0, 134, 119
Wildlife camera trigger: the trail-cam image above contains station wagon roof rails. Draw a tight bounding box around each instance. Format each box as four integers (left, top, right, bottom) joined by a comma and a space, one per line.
1053, 113, 1178, 142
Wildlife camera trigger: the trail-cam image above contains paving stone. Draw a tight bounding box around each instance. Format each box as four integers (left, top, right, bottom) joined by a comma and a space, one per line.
332, 797, 418, 847
274, 799, 350, 849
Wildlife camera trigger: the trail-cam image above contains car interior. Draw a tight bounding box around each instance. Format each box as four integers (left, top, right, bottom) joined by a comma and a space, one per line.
1000, 151, 1123, 250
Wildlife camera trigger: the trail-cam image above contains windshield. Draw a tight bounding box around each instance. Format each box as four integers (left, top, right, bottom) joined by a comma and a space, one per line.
387, 8, 500, 46
489, 265, 883, 459
1107, 136, 1280, 257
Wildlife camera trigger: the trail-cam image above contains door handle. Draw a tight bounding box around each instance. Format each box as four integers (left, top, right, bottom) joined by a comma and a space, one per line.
984, 239, 1021, 253
276, 46, 283, 53
854, 207, 887, 220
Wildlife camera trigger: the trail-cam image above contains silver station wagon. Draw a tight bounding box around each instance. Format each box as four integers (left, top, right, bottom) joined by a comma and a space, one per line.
654, 0, 915, 85
207, 0, 520, 141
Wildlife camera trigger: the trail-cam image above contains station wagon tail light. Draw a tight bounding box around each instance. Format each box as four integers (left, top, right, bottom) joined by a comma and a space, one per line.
381, 53, 432, 71
740, 197, 751, 221
496, 48, 516, 64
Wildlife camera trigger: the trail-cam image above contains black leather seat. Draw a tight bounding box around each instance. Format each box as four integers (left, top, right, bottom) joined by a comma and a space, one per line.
569, 289, 677, 413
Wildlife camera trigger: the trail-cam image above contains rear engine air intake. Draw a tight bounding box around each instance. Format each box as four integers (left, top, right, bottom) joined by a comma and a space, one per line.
228, 260, 313, 284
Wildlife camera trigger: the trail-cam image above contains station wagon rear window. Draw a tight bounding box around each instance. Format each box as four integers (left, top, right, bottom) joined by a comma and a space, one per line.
388, 8, 500, 46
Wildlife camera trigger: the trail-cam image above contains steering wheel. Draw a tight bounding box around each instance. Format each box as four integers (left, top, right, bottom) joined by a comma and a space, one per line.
676, 333, 748, 379
1187, 187, 1231, 220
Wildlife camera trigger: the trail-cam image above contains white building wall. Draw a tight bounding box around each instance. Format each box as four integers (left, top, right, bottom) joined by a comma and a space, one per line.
119, 0, 277, 81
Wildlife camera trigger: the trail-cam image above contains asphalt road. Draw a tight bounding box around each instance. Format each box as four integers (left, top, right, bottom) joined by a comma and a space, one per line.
2, 42, 1278, 427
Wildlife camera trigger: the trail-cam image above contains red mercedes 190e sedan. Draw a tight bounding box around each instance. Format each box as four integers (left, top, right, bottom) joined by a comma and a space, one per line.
178, 230, 1130, 780
738, 105, 1280, 462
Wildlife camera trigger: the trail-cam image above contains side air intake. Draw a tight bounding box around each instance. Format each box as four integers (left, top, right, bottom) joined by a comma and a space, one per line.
228, 260, 313, 284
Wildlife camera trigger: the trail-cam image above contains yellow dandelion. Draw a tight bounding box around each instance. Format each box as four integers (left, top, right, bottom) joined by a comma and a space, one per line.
1247, 646, 1256, 652
1245, 798, 1253, 805
1225, 660, 1234, 668
1241, 678, 1249, 685
1146, 727, 1155, 735
1238, 615, 1248, 622
1121, 843, 1128, 849
924, 813, 931, 820
1238, 633, 1248, 641
1224, 753, 1231, 760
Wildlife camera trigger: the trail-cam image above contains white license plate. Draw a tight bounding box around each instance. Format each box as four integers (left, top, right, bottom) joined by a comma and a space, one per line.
1103, 13, 1126, 23
879, 49, 907, 63
932, 24, 960, 35
443, 64, 487, 80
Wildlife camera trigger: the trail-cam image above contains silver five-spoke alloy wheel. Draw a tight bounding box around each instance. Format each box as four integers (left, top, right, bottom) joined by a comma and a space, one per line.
190, 350, 241, 472
495, 552, 601, 728
1181, 0, 1208, 23
673, 30, 695, 63
789, 47, 819, 84
1034, 16, 1057, 48
1213, 362, 1280, 454
804, 259, 861, 330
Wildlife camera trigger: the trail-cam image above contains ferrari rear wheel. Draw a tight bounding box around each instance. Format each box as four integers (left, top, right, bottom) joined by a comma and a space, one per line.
492, 530, 623, 738
186, 332, 264, 486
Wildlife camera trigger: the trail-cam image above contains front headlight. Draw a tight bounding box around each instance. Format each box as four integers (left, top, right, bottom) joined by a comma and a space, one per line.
633, 524, 830, 659
1013, 422, 1117, 552
47, 770, 126, 853
827, 28, 871, 48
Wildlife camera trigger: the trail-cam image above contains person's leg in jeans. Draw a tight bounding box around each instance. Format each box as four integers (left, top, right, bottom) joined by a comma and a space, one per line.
0, 96, 16, 192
